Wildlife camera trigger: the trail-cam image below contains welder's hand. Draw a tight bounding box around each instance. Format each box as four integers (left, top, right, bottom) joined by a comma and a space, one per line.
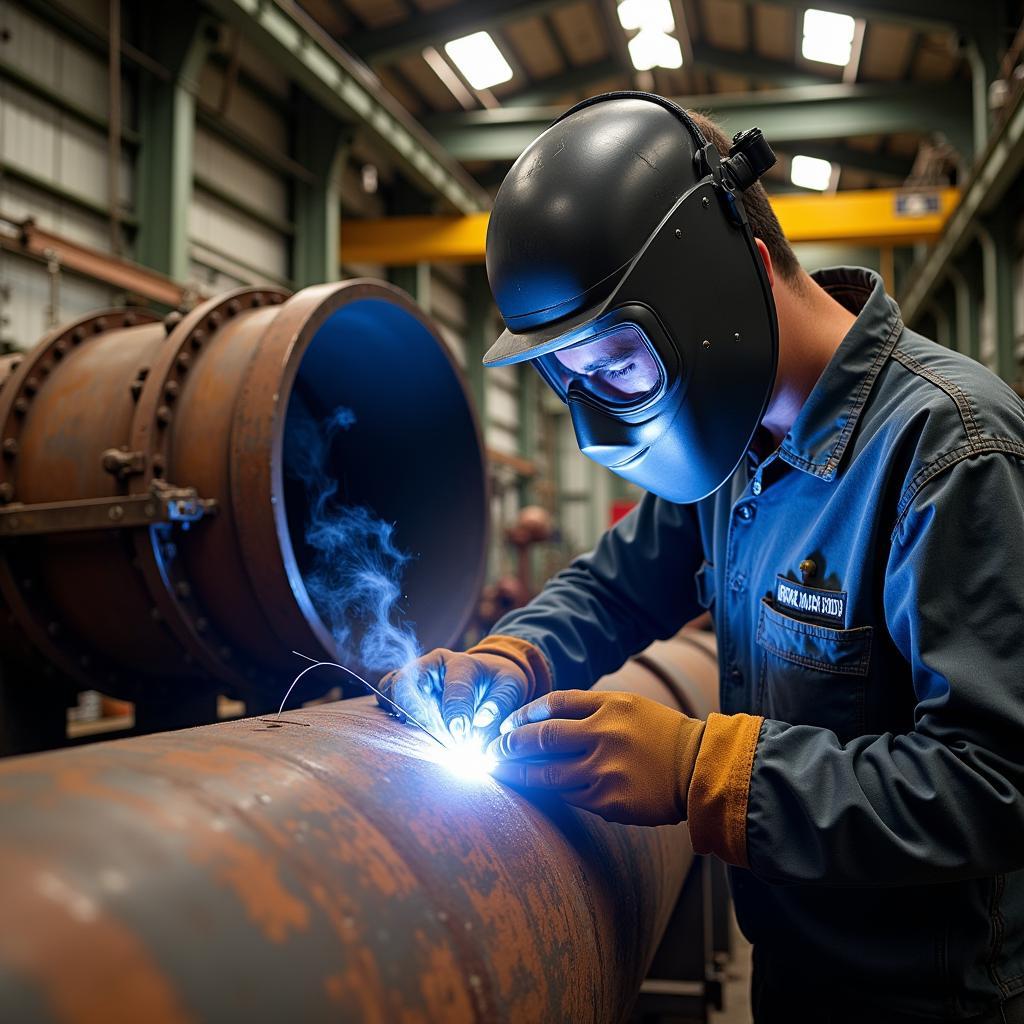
488, 690, 707, 826
378, 635, 551, 743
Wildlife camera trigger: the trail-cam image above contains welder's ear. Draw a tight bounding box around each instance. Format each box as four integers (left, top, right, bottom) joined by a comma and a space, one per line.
753, 237, 774, 288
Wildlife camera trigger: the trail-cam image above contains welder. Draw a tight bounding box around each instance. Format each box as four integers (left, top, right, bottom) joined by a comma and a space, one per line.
382, 93, 1024, 1023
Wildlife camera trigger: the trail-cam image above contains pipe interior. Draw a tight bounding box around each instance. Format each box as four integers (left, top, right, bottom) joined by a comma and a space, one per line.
282, 297, 485, 671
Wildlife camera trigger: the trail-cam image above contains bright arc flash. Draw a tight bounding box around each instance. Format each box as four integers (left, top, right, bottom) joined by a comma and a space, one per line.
437, 736, 497, 780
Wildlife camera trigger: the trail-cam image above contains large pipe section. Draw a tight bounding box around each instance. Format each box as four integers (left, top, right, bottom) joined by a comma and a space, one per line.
0, 282, 487, 706
0, 634, 718, 1023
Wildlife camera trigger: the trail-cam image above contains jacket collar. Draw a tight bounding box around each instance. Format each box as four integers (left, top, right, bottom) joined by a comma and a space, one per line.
778, 267, 904, 480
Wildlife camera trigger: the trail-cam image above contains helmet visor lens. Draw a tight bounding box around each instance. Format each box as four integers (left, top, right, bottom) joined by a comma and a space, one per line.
537, 322, 665, 406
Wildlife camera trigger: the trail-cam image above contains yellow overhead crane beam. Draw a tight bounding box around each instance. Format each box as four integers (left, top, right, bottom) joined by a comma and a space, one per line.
341, 188, 960, 267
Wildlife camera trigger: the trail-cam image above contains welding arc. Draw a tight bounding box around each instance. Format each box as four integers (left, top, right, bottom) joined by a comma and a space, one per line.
283, 651, 447, 748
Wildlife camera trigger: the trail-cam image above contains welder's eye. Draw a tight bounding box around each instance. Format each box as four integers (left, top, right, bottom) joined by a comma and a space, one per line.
580, 345, 660, 400
548, 324, 663, 403
600, 358, 642, 385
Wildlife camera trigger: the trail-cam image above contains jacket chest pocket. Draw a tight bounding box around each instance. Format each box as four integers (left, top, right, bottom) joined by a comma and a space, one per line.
755, 597, 873, 744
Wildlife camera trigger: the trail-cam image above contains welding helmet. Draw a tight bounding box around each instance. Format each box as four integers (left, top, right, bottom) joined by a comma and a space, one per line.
483, 92, 779, 504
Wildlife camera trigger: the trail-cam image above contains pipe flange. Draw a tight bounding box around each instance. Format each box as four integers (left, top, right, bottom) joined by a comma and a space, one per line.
129, 288, 288, 490
0, 310, 157, 504
0, 311, 160, 694
127, 287, 289, 694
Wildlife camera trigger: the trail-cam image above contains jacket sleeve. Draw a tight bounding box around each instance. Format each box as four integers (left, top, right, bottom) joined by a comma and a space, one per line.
489, 491, 705, 690
696, 452, 1024, 884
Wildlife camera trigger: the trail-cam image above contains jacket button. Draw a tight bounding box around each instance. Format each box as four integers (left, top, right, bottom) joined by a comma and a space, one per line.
737, 504, 754, 521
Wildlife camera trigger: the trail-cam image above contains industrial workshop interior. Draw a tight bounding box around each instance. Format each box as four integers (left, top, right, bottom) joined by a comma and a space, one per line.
5, 0, 1024, 1021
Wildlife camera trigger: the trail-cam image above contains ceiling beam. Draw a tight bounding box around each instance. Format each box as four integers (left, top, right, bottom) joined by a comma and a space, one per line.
427, 82, 973, 164
503, 45, 834, 107
343, 0, 971, 85
691, 43, 835, 87
503, 58, 622, 107
340, 187, 961, 265
732, 0, 980, 31
346, 0, 566, 66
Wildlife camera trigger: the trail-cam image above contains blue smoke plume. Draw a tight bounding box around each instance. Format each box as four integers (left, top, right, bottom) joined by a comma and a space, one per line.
284, 398, 421, 677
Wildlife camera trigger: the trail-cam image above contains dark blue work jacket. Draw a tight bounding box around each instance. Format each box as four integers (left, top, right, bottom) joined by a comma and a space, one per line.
494, 268, 1024, 1020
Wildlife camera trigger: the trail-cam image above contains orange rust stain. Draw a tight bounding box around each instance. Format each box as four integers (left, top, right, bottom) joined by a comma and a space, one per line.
0, 756, 178, 825
316, 948, 388, 1024
323, 973, 348, 1005
458, 850, 550, 1020
402, 805, 555, 1019
0, 845, 196, 1024
312, 811, 417, 899
416, 933, 475, 1023
208, 837, 310, 943
288, 776, 419, 899
157, 742, 274, 778
386, 775, 582, 1018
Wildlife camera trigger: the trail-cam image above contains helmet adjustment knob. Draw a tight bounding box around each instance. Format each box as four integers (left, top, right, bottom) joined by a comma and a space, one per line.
722, 127, 776, 192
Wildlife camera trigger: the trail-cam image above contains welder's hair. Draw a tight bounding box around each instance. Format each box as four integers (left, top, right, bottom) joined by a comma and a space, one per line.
689, 111, 803, 284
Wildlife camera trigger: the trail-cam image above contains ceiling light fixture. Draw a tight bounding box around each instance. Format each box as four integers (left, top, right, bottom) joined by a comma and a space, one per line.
790, 154, 834, 191
443, 31, 514, 91
627, 28, 683, 70
801, 9, 856, 67
617, 0, 675, 33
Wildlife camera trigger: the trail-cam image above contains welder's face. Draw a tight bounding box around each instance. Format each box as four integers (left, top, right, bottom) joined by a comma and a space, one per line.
547, 324, 663, 404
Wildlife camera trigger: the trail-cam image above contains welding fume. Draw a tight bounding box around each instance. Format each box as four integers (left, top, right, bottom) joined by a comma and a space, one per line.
283, 394, 495, 776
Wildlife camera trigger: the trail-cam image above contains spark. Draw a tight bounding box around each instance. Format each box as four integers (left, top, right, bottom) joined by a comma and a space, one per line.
280, 654, 497, 781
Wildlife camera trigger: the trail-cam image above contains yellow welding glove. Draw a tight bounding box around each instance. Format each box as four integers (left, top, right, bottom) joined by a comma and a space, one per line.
488, 689, 708, 827
378, 635, 552, 743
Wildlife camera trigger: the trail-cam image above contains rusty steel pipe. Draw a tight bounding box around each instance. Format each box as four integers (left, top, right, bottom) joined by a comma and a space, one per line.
0, 637, 718, 1023
0, 282, 487, 704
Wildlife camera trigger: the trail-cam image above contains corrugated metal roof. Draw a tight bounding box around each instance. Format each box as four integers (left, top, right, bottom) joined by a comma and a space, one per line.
303, 0, 971, 192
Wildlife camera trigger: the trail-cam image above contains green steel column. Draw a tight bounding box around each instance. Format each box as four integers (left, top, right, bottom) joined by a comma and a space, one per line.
949, 257, 981, 362
517, 363, 538, 506
966, 18, 1001, 156
463, 264, 490, 425
388, 183, 434, 307
390, 263, 432, 311
892, 247, 916, 300
294, 95, 349, 287
463, 265, 495, 581
929, 299, 950, 352
978, 217, 1017, 384
933, 283, 956, 350
135, 2, 210, 281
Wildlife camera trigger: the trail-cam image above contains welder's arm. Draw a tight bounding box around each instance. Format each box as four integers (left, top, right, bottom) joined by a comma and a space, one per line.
381, 493, 703, 740
694, 453, 1024, 882
488, 492, 705, 690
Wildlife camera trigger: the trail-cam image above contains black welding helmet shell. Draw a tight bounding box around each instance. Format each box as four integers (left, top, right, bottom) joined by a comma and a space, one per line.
484, 92, 779, 504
